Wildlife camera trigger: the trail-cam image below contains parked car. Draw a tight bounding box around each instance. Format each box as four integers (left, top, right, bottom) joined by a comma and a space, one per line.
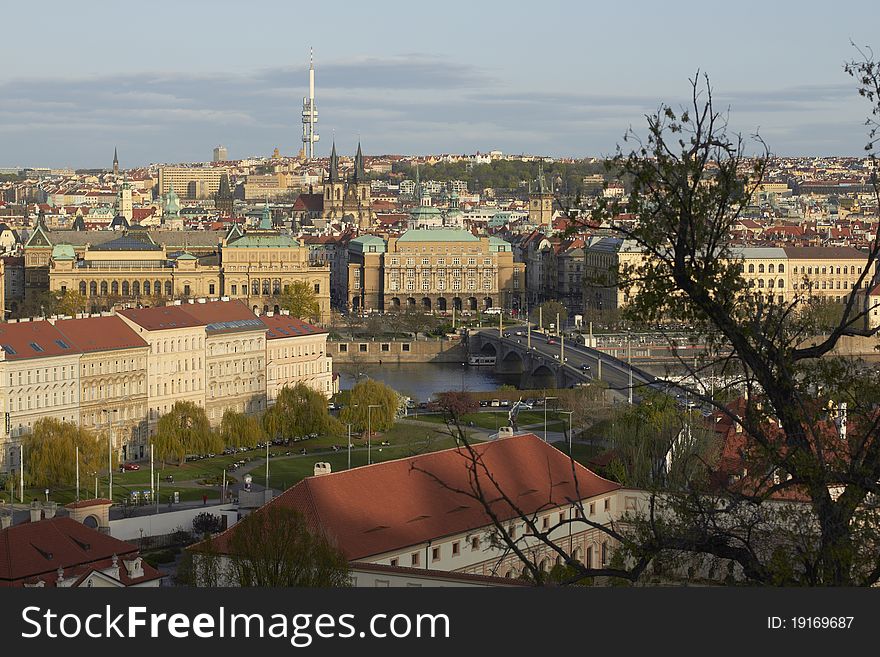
122, 463, 140, 471
500, 400, 510, 407
490, 399, 500, 407
479, 400, 489, 407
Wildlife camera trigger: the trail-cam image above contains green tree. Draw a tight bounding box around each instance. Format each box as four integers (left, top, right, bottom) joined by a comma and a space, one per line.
225, 506, 350, 587
23, 418, 104, 489
262, 383, 338, 441
53, 290, 89, 316
219, 410, 265, 449
339, 379, 399, 434
154, 401, 218, 465
279, 280, 320, 322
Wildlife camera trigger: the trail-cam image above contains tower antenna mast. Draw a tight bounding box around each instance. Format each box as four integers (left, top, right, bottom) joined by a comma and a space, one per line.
301, 47, 320, 159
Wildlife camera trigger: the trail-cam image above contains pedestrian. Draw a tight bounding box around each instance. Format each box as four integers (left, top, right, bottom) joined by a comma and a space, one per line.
202, 494, 208, 506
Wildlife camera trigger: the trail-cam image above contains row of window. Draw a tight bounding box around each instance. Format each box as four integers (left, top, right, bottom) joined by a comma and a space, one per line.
389, 257, 493, 266
7, 366, 76, 386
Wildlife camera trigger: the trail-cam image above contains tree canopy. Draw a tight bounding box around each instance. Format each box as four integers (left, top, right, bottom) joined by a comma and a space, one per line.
279, 280, 320, 322
23, 418, 104, 489
262, 383, 338, 441
339, 379, 400, 434
154, 401, 219, 465
220, 410, 265, 449
225, 506, 350, 587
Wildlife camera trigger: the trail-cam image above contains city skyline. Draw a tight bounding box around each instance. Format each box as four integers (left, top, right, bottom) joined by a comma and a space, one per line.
1, 0, 879, 167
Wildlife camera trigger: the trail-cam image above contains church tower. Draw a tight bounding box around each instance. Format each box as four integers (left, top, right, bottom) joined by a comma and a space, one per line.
113, 147, 119, 176
323, 141, 345, 220
350, 142, 371, 228
529, 162, 554, 226
117, 175, 133, 221
216, 173, 234, 216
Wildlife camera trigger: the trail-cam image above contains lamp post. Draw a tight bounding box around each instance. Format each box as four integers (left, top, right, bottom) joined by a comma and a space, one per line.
367, 404, 380, 464
347, 423, 352, 470
543, 396, 558, 443
102, 409, 118, 502
560, 410, 574, 454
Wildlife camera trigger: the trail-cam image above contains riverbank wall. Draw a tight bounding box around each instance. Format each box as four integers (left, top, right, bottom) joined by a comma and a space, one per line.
329, 337, 468, 364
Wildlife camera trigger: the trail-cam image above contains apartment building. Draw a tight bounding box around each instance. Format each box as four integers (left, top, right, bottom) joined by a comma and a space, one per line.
0, 320, 81, 472
262, 314, 333, 402
53, 316, 149, 462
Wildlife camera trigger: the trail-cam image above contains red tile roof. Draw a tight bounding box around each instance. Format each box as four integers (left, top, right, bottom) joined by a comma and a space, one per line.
0, 517, 161, 587
260, 314, 326, 339
175, 299, 258, 326
293, 193, 324, 212
55, 315, 148, 352
0, 321, 78, 360
204, 433, 620, 561
118, 305, 204, 331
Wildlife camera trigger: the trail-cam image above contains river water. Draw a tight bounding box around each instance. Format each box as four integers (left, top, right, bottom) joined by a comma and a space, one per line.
335, 362, 518, 402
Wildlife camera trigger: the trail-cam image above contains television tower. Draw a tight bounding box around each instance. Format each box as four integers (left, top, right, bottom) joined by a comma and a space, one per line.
301, 48, 319, 159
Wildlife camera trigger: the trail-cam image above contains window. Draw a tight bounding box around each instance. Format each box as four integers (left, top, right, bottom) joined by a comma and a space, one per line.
604, 498, 610, 511
589, 502, 595, 515
390, 558, 398, 567
314, 283, 320, 294
452, 541, 460, 556
411, 552, 420, 567
381, 343, 390, 352
471, 536, 480, 550
431, 547, 440, 562
402, 343, 411, 352
339, 343, 348, 353
601, 542, 608, 566
625, 496, 637, 511
231, 284, 237, 295
359, 343, 368, 352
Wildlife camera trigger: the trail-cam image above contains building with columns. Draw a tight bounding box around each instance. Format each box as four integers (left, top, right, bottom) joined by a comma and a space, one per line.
363, 230, 524, 314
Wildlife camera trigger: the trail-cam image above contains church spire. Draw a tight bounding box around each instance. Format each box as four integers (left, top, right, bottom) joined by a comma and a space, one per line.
353, 142, 365, 183
113, 146, 119, 176
328, 141, 339, 183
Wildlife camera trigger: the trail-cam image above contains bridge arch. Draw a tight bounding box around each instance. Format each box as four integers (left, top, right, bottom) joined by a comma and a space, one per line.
498, 349, 524, 374
531, 364, 557, 389
479, 342, 498, 357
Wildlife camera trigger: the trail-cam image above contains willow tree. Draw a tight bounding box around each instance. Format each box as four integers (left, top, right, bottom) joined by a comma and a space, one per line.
23, 418, 104, 489
154, 401, 218, 465
220, 410, 265, 449
262, 382, 337, 442
339, 379, 399, 434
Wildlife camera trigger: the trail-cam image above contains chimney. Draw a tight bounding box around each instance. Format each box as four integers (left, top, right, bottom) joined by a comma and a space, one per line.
0, 511, 11, 530
29, 499, 42, 523
314, 462, 332, 476
221, 296, 230, 302
198, 298, 207, 304
42, 501, 57, 519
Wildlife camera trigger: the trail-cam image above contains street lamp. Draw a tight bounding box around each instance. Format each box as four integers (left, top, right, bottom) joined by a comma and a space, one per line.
560, 410, 574, 454
367, 404, 380, 464
102, 409, 118, 502
347, 423, 353, 470
543, 396, 558, 443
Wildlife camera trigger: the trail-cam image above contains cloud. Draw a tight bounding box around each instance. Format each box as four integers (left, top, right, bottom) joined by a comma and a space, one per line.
0, 57, 872, 166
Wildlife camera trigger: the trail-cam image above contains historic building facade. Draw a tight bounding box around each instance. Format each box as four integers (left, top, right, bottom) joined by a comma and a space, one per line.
321, 143, 373, 229
345, 230, 524, 314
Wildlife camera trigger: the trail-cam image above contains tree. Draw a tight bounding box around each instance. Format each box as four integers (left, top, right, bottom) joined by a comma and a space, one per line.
23, 418, 104, 489
154, 401, 218, 465
262, 383, 338, 441
192, 512, 224, 536
339, 379, 399, 434
436, 391, 478, 421
225, 506, 350, 586
220, 410, 265, 449
422, 49, 880, 587
279, 280, 320, 322
53, 290, 89, 316
530, 301, 568, 329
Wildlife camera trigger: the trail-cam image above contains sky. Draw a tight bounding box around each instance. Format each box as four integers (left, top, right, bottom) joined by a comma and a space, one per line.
1, 0, 879, 168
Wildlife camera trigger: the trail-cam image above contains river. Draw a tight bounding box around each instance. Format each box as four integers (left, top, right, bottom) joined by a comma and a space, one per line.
335, 362, 518, 402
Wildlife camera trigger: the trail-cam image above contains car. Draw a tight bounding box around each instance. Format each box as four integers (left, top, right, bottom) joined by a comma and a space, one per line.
479, 400, 489, 407
524, 398, 535, 406
500, 400, 510, 407
503, 332, 511, 337
515, 331, 523, 336
490, 399, 500, 407
553, 354, 560, 360
581, 363, 592, 371
122, 463, 140, 471
547, 338, 557, 345
380, 440, 390, 446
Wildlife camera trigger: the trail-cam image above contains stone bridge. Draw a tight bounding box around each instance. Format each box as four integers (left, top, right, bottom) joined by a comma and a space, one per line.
467, 331, 590, 389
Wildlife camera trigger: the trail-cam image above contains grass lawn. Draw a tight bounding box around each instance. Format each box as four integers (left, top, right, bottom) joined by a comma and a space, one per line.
550, 441, 606, 465
408, 410, 569, 432
249, 433, 472, 490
